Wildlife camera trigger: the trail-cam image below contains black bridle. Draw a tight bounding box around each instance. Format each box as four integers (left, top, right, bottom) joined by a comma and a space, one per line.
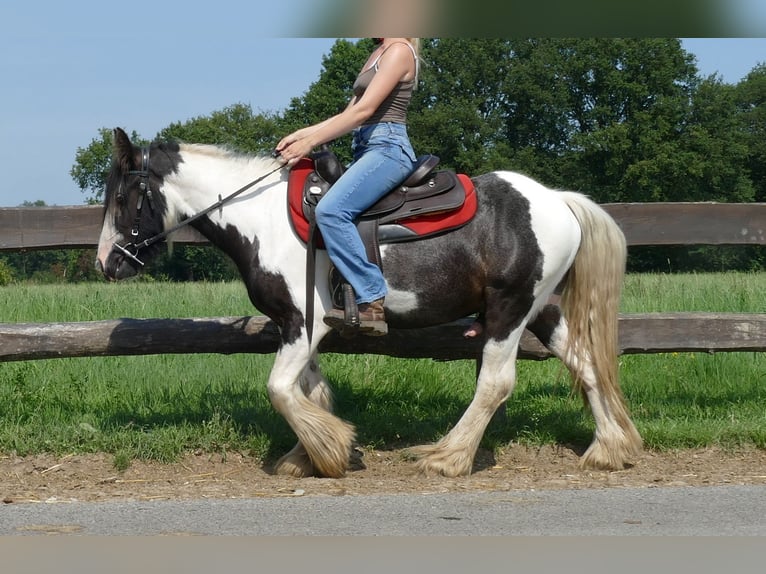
112, 146, 284, 267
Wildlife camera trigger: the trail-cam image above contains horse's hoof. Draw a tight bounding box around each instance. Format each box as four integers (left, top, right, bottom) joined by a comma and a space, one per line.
273, 450, 315, 477
349, 446, 366, 471
407, 444, 474, 478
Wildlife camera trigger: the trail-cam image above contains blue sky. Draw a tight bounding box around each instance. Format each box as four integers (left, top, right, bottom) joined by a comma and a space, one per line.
1, 2, 764, 207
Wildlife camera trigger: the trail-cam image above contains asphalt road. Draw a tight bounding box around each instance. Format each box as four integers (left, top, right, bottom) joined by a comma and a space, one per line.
2, 484, 764, 535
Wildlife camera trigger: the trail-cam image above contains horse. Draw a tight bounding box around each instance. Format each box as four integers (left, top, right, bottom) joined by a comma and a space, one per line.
96, 127, 642, 478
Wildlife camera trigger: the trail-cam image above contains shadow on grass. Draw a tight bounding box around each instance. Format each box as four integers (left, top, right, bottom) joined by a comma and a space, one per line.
92, 372, 598, 470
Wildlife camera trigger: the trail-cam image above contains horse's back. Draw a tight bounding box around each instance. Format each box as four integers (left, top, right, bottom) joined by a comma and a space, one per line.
381, 170, 581, 328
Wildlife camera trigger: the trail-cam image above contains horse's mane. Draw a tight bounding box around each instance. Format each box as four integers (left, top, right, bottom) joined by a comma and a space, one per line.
178, 142, 281, 171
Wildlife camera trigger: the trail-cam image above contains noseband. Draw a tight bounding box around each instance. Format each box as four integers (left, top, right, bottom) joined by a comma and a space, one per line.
111, 146, 284, 267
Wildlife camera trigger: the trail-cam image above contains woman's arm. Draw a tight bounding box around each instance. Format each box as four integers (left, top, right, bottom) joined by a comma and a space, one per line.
276, 41, 415, 165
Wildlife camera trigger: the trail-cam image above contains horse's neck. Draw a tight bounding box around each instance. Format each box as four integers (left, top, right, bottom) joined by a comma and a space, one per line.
165, 150, 279, 219
163, 150, 289, 257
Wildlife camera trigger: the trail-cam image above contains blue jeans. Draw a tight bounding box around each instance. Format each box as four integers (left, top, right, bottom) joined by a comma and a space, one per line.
315, 122, 417, 304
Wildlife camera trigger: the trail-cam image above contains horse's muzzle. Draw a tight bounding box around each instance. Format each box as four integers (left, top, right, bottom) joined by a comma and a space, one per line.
97, 245, 143, 281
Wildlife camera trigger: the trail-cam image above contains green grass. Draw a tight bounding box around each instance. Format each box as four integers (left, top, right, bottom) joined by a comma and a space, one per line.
0, 273, 764, 469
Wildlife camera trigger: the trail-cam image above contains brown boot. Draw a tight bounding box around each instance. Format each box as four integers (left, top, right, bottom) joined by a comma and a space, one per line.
323, 298, 388, 337
357, 298, 387, 336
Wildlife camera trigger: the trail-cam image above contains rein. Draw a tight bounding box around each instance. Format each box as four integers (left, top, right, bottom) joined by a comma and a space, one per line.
113, 147, 284, 267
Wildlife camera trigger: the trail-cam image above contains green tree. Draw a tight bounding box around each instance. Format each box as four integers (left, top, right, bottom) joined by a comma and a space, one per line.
66, 38, 763, 277
2, 201, 100, 282
409, 38, 513, 174
496, 39, 702, 201
0, 258, 14, 285
737, 64, 766, 202
4, 245, 99, 283
678, 76, 753, 202
159, 103, 280, 154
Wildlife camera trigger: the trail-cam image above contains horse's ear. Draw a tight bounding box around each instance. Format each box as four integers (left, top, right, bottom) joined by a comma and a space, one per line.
112, 127, 136, 171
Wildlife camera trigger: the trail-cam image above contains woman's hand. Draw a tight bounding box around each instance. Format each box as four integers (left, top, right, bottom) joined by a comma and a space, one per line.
276, 129, 315, 166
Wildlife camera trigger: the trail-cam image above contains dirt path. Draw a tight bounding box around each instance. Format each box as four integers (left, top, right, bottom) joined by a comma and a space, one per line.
3, 445, 766, 504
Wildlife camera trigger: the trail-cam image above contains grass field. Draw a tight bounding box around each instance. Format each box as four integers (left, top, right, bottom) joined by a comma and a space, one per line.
1, 273, 764, 468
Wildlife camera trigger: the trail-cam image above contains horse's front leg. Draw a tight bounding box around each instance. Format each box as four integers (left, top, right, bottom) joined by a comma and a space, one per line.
273, 350, 335, 477
268, 340, 356, 478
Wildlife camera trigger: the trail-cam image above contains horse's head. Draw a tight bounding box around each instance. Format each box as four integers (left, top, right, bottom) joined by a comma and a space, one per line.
95, 127, 175, 280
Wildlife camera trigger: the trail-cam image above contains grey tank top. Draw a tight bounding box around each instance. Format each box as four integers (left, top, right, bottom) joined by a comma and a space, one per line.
352, 42, 417, 125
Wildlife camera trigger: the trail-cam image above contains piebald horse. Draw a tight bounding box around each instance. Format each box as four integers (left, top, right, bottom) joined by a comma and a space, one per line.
96, 127, 641, 478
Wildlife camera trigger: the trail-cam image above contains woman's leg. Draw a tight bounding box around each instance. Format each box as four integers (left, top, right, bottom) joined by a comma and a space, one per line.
315, 146, 412, 304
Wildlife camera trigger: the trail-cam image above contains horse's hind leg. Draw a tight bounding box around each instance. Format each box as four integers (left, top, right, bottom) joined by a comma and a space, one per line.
410, 321, 525, 478
527, 304, 642, 470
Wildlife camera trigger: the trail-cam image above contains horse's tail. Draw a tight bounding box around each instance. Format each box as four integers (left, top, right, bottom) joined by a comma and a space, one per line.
557, 192, 639, 450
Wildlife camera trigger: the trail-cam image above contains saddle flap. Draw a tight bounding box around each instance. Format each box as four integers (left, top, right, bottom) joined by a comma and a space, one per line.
301, 170, 331, 221
376, 179, 466, 225
364, 170, 458, 218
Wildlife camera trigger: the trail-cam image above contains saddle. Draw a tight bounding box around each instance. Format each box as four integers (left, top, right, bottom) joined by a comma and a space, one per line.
287, 148, 477, 338
289, 149, 477, 252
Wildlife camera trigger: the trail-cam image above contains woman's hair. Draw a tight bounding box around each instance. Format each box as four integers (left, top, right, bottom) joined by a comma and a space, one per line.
405, 38, 420, 84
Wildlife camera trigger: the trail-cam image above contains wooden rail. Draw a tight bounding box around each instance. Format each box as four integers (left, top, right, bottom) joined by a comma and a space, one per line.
0, 202, 763, 363
0, 313, 765, 363
1, 203, 765, 250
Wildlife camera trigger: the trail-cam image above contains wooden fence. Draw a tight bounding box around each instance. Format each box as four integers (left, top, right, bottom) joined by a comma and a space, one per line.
1, 203, 765, 363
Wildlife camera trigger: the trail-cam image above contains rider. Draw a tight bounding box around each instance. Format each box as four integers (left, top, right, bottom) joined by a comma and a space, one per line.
276, 38, 419, 336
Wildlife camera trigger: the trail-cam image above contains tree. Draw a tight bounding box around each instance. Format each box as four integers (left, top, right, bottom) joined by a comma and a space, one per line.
159, 103, 280, 154
65, 38, 763, 277
678, 76, 753, 203
737, 64, 766, 203
3, 245, 100, 283
141, 245, 240, 282
496, 39, 703, 201
409, 38, 513, 174
0, 258, 14, 285
2, 201, 101, 282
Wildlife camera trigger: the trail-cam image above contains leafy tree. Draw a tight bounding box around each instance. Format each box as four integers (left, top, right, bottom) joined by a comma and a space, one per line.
159, 103, 281, 154
679, 76, 753, 202
495, 39, 703, 201
142, 245, 239, 282
2, 201, 101, 282
0, 258, 14, 285
737, 64, 766, 202
3, 247, 100, 283
409, 38, 514, 174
